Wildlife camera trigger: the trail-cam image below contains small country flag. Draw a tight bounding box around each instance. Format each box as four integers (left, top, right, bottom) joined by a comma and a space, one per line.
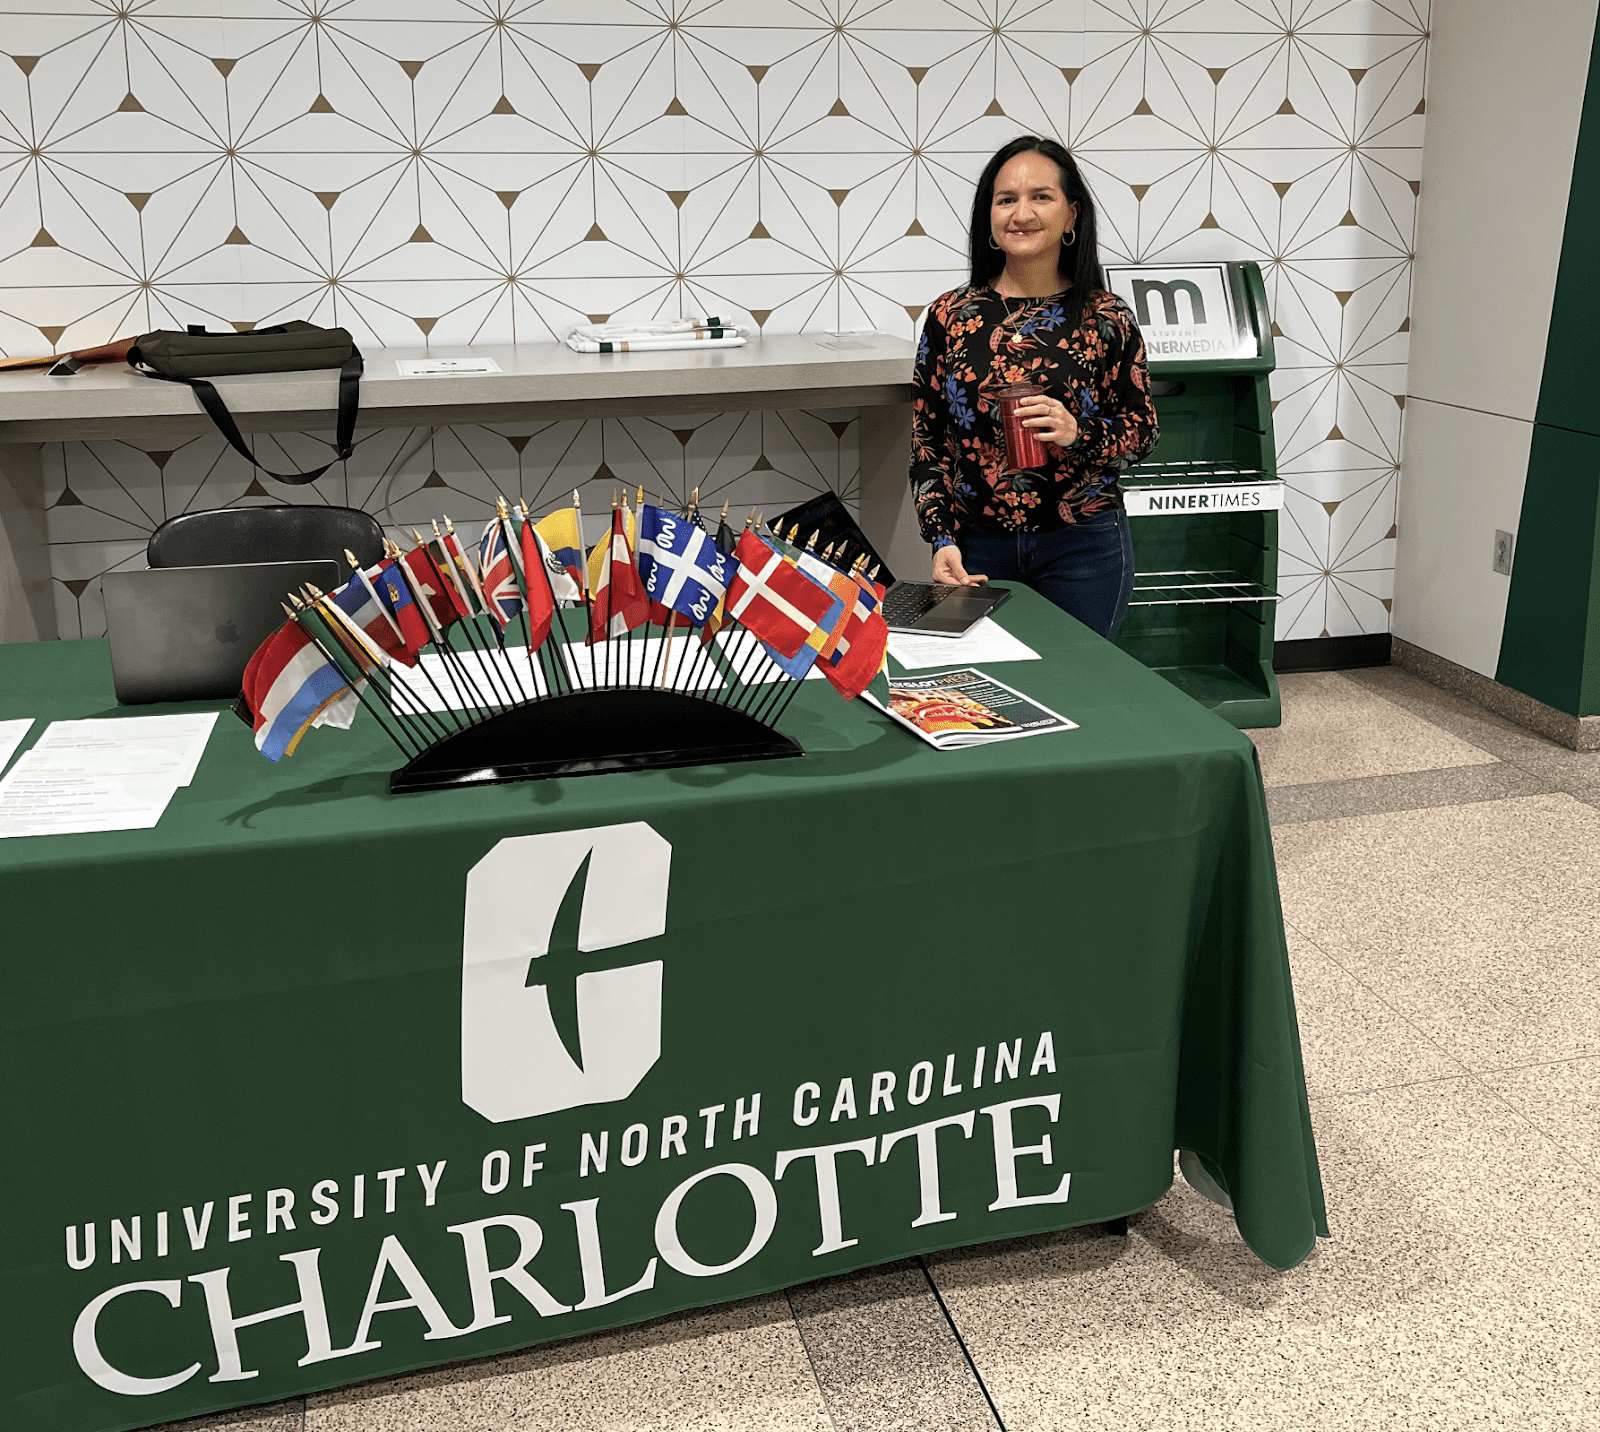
724, 530, 837, 658
588, 507, 651, 642
239, 620, 354, 762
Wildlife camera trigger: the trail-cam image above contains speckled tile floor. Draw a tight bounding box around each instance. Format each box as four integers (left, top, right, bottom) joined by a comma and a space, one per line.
143, 669, 1600, 1432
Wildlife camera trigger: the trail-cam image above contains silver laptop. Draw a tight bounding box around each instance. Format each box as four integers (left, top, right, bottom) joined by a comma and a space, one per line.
880, 580, 1011, 637
104, 560, 340, 703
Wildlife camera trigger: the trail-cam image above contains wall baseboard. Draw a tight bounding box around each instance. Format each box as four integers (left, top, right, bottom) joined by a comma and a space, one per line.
1391, 637, 1600, 751
1272, 633, 1392, 673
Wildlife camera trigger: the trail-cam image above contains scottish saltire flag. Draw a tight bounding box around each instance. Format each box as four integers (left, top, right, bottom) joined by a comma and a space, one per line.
534, 507, 587, 589
477, 518, 522, 625
636, 504, 732, 625
240, 622, 353, 762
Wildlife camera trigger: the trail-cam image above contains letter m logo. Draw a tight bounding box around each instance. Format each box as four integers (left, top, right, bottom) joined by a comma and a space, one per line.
1132, 278, 1207, 327
461, 823, 670, 1123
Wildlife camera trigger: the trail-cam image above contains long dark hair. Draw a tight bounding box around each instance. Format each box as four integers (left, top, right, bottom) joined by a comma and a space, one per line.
968, 135, 1105, 332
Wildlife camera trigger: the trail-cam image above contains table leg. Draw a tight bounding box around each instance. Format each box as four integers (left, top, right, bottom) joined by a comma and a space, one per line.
856, 402, 925, 585
1099, 1216, 1130, 1236
0, 442, 57, 642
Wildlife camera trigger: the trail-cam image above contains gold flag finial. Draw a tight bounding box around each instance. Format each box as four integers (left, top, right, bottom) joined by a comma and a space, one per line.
344, 548, 360, 569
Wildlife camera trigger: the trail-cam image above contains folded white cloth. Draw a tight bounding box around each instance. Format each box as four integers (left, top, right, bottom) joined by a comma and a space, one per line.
565, 317, 751, 354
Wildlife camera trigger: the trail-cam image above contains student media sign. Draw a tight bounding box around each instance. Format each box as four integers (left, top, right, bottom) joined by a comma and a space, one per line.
1104, 264, 1260, 363
8, 768, 1321, 1431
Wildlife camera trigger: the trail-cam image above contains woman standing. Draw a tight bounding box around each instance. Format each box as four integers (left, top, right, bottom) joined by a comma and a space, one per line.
910, 136, 1159, 640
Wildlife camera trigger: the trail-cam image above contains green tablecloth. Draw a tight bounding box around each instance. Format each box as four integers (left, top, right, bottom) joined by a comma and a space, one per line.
0, 588, 1325, 1432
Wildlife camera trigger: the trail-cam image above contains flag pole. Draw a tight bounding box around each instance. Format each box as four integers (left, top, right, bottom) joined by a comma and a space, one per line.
405, 533, 496, 720
287, 600, 423, 759
573, 488, 598, 691
709, 509, 759, 706
678, 498, 731, 696
430, 521, 520, 711
522, 501, 578, 696
382, 539, 477, 725
495, 497, 552, 703
304, 585, 454, 747
634, 485, 649, 689
419, 527, 503, 715
345, 547, 467, 734
453, 512, 534, 707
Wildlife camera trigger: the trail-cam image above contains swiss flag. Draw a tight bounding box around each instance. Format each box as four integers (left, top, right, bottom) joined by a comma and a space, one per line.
724, 530, 836, 658
588, 508, 651, 643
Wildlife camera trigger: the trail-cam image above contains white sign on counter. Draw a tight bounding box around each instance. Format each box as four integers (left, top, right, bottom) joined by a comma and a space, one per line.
395, 357, 503, 376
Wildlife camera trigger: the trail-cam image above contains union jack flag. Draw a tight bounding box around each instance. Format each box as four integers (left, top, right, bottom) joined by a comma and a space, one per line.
478, 517, 523, 626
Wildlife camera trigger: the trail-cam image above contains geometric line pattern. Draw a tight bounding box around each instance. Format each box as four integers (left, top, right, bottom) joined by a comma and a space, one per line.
0, 0, 1429, 641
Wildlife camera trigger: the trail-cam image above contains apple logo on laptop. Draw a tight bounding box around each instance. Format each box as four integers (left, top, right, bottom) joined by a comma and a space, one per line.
215, 620, 239, 644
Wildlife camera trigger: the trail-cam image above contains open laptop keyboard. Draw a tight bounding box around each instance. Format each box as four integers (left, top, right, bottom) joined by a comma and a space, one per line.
881, 582, 955, 625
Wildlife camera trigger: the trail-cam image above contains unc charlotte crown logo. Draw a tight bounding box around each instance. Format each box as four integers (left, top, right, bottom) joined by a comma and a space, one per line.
461, 823, 671, 1123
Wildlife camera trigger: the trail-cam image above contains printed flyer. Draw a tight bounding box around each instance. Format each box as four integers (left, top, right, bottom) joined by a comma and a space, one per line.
863, 668, 1077, 749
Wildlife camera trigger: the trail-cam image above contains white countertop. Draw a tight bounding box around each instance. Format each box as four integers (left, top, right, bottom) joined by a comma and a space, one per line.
0, 333, 917, 443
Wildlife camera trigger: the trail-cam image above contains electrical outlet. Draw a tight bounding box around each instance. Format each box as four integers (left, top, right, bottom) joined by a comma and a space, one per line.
1493, 530, 1515, 575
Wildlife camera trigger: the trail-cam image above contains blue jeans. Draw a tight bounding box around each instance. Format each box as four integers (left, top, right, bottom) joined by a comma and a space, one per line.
957, 511, 1136, 640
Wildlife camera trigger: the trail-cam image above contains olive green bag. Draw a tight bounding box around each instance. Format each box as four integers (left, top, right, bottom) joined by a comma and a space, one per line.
127, 321, 362, 486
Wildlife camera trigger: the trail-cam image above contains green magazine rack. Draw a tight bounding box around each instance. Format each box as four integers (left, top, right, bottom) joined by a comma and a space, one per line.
1105, 260, 1283, 729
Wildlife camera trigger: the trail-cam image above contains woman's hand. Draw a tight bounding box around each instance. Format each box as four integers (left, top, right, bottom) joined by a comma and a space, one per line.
933, 545, 989, 587
1015, 393, 1078, 448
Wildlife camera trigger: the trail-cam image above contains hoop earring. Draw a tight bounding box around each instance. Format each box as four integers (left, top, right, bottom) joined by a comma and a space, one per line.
988, 234, 1002, 250
1062, 228, 1077, 247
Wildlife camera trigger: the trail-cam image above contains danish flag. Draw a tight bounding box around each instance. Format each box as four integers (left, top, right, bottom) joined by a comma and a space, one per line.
725, 530, 837, 658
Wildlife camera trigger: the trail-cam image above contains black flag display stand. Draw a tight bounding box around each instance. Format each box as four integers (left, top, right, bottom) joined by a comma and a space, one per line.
265, 495, 864, 795
388, 688, 800, 793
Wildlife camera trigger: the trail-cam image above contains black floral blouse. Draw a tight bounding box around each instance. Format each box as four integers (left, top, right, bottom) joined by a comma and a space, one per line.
910, 284, 1160, 541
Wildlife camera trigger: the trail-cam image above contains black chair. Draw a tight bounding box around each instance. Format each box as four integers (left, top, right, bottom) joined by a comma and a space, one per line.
147, 505, 385, 584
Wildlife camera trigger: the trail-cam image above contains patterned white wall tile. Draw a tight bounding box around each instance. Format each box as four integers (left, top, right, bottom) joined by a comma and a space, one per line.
1, 0, 1428, 642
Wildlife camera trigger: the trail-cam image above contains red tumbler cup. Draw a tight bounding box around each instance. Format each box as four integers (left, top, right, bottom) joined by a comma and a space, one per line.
997, 383, 1047, 472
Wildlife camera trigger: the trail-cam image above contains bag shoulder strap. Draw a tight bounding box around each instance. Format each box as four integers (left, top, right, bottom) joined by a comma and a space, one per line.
141, 348, 363, 486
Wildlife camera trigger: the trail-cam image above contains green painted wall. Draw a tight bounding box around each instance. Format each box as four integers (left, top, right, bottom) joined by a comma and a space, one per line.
1499, 21, 1600, 714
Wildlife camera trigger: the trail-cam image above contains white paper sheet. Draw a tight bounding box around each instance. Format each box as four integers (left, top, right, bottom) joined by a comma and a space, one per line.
0, 718, 33, 775
395, 357, 503, 376
887, 618, 1040, 671
561, 637, 725, 692
0, 761, 180, 838
31, 712, 218, 785
0, 712, 218, 838
387, 647, 552, 712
